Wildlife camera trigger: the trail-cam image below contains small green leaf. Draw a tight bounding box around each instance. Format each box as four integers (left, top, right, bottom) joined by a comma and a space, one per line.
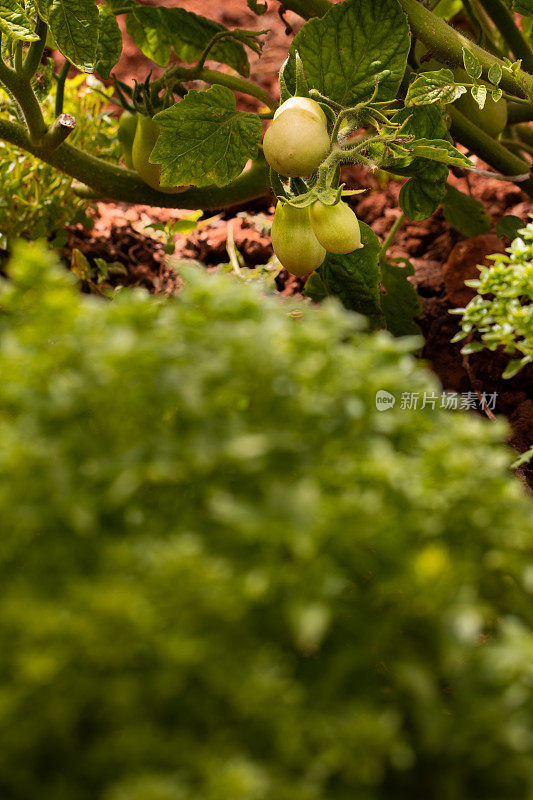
471, 84, 487, 109
247, 0, 267, 14
503, 358, 527, 379
406, 69, 467, 106
409, 139, 474, 168
488, 63, 502, 86
152, 86, 262, 188
496, 215, 525, 241
462, 47, 482, 80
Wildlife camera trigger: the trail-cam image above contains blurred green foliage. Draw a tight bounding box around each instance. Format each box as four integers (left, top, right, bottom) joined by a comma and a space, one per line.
1, 243, 533, 800
454, 220, 533, 379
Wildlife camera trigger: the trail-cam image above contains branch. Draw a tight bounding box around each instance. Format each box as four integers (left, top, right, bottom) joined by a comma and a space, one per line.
476, 0, 533, 74
448, 105, 533, 197
0, 115, 271, 209
279, 0, 533, 98
22, 18, 48, 79
277, 0, 331, 17
151, 65, 278, 110
397, 0, 533, 99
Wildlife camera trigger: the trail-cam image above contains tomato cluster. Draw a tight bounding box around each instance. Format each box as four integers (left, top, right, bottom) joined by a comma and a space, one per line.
118, 113, 189, 193
265, 98, 362, 277
271, 199, 362, 277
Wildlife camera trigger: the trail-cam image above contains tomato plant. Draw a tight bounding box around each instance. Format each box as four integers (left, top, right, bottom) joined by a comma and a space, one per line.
1, 0, 533, 331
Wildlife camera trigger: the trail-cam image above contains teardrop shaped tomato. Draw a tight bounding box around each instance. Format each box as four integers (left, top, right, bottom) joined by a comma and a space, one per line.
271, 202, 326, 277
309, 200, 363, 255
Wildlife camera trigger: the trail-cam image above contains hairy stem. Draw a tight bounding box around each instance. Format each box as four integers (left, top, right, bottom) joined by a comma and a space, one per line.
397, 0, 533, 99
448, 105, 533, 195
476, 0, 533, 74
278, 0, 330, 17
55, 60, 70, 117
507, 101, 533, 123
151, 65, 278, 110
22, 18, 48, 79
0, 114, 271, 209
381, 212, 406, 257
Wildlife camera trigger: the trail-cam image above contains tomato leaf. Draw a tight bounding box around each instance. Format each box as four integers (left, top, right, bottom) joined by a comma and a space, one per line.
496, 215, 525, 241
95, 5, 122, 80
441, 185, 491, 236
152, 87, 262, 189
380, 256, 422, 336
399, 163, 449, 221
125, 6, 251, 75
284, 0, 410, 105
408, 139, 474, 168
35, 0, 99, 72
304, 221, 385, 328
406, 69, 467, 106
0, 0, 39, 41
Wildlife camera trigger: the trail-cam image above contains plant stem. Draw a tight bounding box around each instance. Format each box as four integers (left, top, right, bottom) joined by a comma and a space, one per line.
381, 212, 406, 258
0, 114, 271, 209
476, 0, 533, 74
396, 0, 533, 99
151, 65, 278, 110
278, 0, 330, 18
14, 42, 23, 74
448, 105, 533, 195
501, 137, 533, 158
507, 101, 533, 123
201, 68, 278, 110
22, 18, 47, 79
0, 69, 47, 143
55, 60, 70, 117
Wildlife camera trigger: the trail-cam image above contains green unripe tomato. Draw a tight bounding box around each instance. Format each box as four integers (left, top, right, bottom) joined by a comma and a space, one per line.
132, 115, 189, 194
271, 202, 326, 277
118, 112, 138, 170
263, 109, 331, 178
309, 200, 363, 255
273, 96, 328, 127
453, 68, 508, 138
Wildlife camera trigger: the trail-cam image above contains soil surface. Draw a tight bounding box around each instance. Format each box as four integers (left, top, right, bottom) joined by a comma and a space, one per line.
63, 0, 533, 483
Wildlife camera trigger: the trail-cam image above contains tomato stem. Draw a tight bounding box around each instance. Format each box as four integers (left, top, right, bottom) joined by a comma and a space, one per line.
476, 0, 533, 74
0, 114, 272, 209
